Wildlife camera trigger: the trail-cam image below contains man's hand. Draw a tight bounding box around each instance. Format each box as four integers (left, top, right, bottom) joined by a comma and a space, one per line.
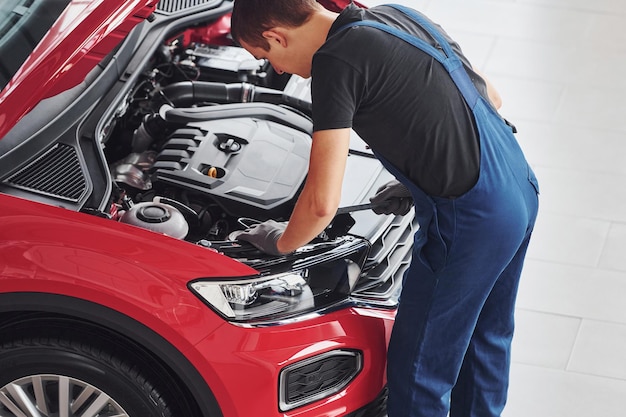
233, 220, 289, 255
370, 180, 413, 216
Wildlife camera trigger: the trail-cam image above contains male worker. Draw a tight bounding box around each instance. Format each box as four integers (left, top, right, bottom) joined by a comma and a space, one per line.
230, 1, 539, 416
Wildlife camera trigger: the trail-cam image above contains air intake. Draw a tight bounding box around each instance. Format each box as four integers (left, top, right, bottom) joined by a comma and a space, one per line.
279, 350, 362, 411
4, 143, 87, 202
156, 0, 217, 15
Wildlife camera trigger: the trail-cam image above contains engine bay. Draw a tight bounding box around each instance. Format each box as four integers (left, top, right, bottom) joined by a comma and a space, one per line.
101, 20, 378, 255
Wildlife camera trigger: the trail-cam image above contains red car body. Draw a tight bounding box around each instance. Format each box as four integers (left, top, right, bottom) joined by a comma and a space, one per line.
0, 0, 159, 139
0, 1, 408, 416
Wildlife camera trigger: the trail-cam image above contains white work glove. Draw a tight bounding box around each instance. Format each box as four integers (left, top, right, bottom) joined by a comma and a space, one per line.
233, 220, 289, 255
369, 180, 413, 216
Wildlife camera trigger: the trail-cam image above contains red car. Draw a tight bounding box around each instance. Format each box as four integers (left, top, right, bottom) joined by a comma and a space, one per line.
0, 1, 415, 416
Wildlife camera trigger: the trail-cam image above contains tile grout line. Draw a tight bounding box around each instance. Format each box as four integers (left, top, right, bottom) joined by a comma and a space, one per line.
564, 317, 583, 372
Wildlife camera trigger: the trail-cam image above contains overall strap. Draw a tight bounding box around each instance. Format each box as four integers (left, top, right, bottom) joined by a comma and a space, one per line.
337, 4, 481, 109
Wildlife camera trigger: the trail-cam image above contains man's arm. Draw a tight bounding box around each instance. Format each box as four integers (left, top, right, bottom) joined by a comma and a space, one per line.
275, 127, 352, 253
474, 68, 502, 109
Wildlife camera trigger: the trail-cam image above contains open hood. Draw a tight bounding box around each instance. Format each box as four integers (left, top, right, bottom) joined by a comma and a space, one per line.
0, 0, 364, 141
0, 0, 158, 139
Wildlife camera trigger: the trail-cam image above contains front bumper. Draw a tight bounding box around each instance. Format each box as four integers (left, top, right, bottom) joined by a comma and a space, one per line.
347, 386, 388, 417
192, 305, 395, 417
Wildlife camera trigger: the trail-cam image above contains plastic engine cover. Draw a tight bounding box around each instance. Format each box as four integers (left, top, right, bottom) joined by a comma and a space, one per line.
152, 117, 311, 219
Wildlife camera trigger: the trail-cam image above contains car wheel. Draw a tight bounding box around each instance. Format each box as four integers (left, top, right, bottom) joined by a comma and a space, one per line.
0, 336, 174, 417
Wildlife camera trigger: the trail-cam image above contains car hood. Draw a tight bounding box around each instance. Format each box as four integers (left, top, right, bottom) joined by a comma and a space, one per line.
0, 0, 362, 141
0, 0, 158, 140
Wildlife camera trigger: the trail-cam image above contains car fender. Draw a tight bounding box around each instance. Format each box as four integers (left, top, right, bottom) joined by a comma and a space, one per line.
0, 193, 256, 346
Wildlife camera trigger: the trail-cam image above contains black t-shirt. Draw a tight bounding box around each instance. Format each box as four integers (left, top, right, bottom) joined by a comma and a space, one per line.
311, 3, 490, 197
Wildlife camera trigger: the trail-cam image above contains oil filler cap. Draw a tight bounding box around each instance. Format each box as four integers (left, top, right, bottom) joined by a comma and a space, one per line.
217, 135, 245, 153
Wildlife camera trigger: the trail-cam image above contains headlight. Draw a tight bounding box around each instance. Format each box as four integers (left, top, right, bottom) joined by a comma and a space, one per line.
189, 239, 369, 324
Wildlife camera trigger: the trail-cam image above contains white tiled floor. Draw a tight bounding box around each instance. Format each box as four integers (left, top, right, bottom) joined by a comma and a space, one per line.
362, 0, 626, 415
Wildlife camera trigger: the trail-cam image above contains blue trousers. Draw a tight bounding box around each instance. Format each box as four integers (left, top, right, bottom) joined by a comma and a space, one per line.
386, 175, 538, 417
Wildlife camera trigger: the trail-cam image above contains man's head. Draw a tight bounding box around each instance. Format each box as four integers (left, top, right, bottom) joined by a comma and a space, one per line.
231, 0, 336, 78
231, 0, 319, 51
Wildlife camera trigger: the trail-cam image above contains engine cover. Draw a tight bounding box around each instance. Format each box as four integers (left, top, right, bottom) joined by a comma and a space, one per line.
152, 117, 311, 219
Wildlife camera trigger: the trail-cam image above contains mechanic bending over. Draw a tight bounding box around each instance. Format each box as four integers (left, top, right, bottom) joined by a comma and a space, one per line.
230, 1, 539, 416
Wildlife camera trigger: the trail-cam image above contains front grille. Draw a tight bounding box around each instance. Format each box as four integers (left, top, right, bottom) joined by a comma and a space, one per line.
279, 350, 362, 411
156, 0, 217, 15
353, 211, 418, 305
3, 143, 87, 202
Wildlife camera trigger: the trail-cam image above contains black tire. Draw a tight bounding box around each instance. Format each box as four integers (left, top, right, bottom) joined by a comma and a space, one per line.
0, 336, 173, 417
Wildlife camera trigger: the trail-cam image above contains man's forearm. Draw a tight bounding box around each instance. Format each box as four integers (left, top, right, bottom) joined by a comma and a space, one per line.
276, 192, 337, 253
275, 127, 352, 253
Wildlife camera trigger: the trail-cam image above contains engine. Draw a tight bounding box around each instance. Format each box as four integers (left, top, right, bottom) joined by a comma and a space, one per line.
151, 116, 311, 219
105, 33, 320, 244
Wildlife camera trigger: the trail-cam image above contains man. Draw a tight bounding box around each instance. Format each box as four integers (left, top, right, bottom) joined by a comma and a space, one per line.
230, 1, 539, 416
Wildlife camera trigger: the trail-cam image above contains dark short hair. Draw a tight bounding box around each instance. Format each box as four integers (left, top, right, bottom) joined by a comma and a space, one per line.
231, 0, 319, 51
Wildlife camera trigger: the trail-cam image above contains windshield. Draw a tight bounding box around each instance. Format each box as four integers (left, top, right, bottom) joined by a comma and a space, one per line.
0, 0, 71, 91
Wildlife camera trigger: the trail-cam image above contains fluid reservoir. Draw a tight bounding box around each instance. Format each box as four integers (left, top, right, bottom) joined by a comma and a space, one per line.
120, 201, 189, 239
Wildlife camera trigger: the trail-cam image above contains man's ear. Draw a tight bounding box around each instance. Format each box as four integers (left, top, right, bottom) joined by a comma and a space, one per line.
262, 29, 288, 48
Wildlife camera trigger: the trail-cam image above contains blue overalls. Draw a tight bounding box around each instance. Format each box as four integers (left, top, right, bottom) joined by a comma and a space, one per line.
340, 5, 539, 417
